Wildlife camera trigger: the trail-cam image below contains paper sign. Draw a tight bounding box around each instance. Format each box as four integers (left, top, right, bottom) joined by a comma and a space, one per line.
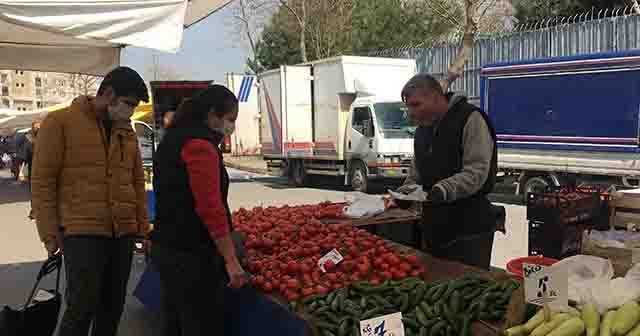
33, 289, 55, 302
318, 248, 344, 273
360, 312, 404, 336
523, 263, 568, 309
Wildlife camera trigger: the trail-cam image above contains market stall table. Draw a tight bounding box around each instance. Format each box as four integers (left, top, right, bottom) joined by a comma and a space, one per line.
136, 206, 520, 336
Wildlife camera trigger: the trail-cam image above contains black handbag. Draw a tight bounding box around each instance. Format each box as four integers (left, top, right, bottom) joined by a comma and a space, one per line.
0, 253, 62, 336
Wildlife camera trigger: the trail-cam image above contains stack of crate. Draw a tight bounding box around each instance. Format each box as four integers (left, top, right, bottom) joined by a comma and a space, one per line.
527, 186, 604, 259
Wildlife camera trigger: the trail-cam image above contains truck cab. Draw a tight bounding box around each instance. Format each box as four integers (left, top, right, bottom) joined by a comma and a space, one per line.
346, 96, 414, 191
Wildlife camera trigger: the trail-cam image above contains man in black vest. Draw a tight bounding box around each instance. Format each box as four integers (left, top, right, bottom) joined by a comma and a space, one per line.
400, 73, 498, 269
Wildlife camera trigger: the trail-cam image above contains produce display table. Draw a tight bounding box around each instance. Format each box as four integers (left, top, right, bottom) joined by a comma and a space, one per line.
136, 203, 518, 336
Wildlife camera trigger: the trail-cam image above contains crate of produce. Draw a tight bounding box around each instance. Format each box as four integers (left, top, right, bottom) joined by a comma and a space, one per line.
528, 220, 585, 259
582, 230, 640, 277
527, 187, 602, 225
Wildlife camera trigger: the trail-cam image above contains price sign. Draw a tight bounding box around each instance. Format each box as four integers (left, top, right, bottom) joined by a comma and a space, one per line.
523, 263, 568, 309
318, 248, 344, 273
360, 312, 404, 336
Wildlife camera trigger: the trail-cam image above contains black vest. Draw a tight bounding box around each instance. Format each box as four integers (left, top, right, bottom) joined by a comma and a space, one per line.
414, 95, 498, 243
151, 125, 232, 253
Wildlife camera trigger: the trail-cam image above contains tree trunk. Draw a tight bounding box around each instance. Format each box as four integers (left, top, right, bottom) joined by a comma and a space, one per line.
439, 0, 477, 92
299, 0, 307, 62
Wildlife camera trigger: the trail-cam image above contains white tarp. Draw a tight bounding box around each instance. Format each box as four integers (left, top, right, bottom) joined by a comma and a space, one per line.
0, 0, 232, 75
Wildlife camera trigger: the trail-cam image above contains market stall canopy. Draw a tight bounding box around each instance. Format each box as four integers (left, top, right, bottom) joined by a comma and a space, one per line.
0, 0, 233, 75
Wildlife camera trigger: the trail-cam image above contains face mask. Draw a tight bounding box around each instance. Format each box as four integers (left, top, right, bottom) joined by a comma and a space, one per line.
108, 101, 134, 121
222, 120, 235, 136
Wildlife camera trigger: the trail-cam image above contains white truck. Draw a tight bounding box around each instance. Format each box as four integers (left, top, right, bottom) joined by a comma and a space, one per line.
224, 73, 261, 156
259, 56, 416, 192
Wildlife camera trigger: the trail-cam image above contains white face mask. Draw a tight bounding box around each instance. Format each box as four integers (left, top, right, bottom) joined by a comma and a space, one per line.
222, 120, 235, 136
108, 101, 135, 121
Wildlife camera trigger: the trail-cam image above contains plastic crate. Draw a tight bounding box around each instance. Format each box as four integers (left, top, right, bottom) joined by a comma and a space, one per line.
527, 187, 601, 225
528, 220, 585, 259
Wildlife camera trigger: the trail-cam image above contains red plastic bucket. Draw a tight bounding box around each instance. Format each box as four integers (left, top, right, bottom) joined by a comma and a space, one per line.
506, 256, 559, 278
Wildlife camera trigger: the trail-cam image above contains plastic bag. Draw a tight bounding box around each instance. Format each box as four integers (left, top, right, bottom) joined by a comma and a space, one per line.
388, 184, 428, 202
18, 163, 28, 182
554, 254, 640, 313
342, 193, 386, 219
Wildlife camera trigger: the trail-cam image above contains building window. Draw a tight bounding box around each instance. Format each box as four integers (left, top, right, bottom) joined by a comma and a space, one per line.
0, 74, 7, 83
1, 98, 9, 107
35, 77, 42, 87
36, 88, 43, 96
15, 70, 18, 74
15, 83, 19, 87
36, 101, 43, 108
20, 71, 24, 75
21, 83, 24, 87
1, 87, 8, 96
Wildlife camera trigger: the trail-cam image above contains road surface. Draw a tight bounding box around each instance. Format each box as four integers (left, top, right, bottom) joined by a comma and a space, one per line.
0, 168, 527, 335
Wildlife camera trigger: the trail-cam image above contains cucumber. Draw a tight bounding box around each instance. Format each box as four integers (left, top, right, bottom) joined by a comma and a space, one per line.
400, 293, 410, 312
600, 310, 616, 336
403, 317, 421, 330
581, 303, 600, 336
450, 291, 461, 313
612, 301, 640, 336
338, 318, 351, 336
523, 309, 546, 334
315, 320, 338, 332
530, 313, 571, 336
430, 320, 447, 336
416, 306, 430, 326
547, 317, 585, 336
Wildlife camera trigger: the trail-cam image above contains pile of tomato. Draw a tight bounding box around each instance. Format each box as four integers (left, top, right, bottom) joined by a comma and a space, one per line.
233, 202, 426, 302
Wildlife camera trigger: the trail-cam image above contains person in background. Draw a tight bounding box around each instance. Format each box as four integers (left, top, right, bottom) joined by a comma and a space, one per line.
151, 85, 248, 336
399, 73, 498, 269
31, 66, 150, 336
22, 120, 41, 219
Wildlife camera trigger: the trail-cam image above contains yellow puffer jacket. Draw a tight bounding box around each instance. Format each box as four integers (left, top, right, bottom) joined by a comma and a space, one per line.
31, 96, 149, 243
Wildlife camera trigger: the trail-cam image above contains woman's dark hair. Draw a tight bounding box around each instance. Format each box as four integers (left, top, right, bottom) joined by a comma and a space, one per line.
169, 85, 238, 129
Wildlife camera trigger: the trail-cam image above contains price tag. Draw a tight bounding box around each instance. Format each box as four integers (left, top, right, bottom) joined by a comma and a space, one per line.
523, 263, 568, 309
318, 248, 344, 273
360, 312, 404, 336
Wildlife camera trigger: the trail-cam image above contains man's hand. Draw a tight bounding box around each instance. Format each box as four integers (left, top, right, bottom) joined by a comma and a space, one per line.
396, 184, 419, 194
429, 185, 446, 204
226, 262, 249, 289
44, 235, 63, 256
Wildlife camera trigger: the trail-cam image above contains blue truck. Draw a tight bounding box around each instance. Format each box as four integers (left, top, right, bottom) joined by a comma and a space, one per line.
480, 50, 640, 196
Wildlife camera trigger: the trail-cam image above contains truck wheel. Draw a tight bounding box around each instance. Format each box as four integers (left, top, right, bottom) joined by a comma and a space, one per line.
523, 176, 549, 201
289, 160, 307, 187
350, 161, 368, 193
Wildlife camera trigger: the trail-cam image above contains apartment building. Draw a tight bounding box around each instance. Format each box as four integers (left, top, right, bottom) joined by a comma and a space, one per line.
0, 70, 99, 111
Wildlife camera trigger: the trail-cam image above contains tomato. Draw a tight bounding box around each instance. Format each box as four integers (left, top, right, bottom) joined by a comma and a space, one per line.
380, 271, 392, 280
265, 271, 274, 278
316, 285, 329, 295
299, 263, 311, 274
356, 263, 370, 274
326, 273, 338, 283
262, 282, 273, 292
392, 269, 407, 280
405, 255, 419, 266
285, 291, 300, 302
286, 278, 299, 289
332, 283, 342, 290
399, 263, 412, 272
301, 287, 315, 297
254, 275, 265, 286
370, 278, 381, 286
323, 260, 336, 272
380, 263, 390, 271
410, 270, 421, 277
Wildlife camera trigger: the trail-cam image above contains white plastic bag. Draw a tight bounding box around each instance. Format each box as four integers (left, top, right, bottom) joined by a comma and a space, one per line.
342, 193, 386, 219
554, 254, 640, 313
388, 184, 428, 202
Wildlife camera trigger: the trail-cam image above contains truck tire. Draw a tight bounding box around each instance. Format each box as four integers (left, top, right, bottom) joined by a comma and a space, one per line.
289, 159, 307, 187
349, 161, 368, 193
523, 176, 549, 201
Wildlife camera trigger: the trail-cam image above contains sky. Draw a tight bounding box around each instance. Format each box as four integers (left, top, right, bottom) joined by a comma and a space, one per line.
120, 3, 250, 84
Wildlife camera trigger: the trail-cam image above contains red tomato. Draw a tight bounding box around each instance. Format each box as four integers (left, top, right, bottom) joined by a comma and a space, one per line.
324, 260, 336, 272
410, 270, 421, 277
286, 278, 299, 289
301, 287, 315, 297
399, 263, 412, 272
316, 285, 329, 295
356, 263, 370, 274
392, 269, 407, 280
326, 273, 338, 283
405, 255, 419, 266
262, 282, 273, 292
370, 278, 381, 286
381, 271, 393, 280
380, 263, 390, 271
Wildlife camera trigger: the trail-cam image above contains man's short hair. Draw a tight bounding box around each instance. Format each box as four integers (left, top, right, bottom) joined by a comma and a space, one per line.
401, 73, 443, 102
97, 66, 149, 102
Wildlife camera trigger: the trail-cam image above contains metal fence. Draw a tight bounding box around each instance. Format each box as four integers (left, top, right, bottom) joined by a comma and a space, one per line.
369, 10, 640, 99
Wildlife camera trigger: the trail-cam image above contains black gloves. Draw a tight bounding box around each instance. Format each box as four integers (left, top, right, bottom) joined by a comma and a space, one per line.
428, 186, 445, 203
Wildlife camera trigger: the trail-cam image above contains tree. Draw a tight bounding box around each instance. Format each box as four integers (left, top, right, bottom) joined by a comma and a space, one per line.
512, 0, 631, 22
228, 0, 277, 73
278, 0, 310, 62
67, 73, 100, 96
254, 7, 303, 71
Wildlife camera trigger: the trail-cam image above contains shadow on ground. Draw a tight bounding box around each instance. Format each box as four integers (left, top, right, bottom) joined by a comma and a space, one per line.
0, 173, 31, 205
0, 254, 162, 336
